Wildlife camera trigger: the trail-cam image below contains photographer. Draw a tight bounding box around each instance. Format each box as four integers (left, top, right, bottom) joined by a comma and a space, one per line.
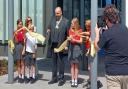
95, 5, 128, 89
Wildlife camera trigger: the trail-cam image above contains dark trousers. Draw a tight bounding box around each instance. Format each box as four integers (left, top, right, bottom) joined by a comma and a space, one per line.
51, 43, 65, 80
81, 49, 88, 71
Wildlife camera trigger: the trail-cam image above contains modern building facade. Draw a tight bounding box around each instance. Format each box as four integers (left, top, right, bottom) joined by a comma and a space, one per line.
0, 0, 128, 57
0, 0, 127, 41
1, 0, 128, 87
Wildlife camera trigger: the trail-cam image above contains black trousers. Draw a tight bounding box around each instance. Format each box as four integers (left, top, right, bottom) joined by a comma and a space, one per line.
51, 43, 65, 80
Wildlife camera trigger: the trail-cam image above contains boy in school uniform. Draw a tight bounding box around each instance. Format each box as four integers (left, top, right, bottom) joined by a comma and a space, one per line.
23, 25, 38, 84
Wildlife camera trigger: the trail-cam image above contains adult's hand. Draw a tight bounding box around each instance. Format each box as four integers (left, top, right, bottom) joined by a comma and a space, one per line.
94, 24, 100, 50
95, 24, 100, 38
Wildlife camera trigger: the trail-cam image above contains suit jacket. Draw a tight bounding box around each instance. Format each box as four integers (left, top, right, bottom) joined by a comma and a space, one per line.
48, 16, 69, 48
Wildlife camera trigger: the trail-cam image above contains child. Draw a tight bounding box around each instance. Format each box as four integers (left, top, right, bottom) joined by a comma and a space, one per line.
68, 18, 83, 87
13, 19, 26, 83
80, 20, 91, 87
23, 25, 37, 84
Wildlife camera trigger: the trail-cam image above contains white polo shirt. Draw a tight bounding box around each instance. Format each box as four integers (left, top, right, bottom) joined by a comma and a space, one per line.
25, 32, 37, 53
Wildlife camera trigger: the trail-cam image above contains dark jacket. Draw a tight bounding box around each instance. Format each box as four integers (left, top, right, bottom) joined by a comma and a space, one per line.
48, 16, 70, 48
98, 23, 128, 75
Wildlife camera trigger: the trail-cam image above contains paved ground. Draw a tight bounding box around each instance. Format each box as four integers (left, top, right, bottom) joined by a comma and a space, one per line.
0, 56, 107, 89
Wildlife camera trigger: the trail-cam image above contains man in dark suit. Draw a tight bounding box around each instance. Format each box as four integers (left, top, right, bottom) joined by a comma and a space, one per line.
47, 7, 69, 86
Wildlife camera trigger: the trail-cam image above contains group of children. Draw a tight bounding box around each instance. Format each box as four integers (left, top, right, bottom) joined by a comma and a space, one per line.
13, 17, 37, 84
13, 16, 92, 87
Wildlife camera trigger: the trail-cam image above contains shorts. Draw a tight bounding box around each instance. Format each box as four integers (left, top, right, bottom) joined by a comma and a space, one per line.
25, 52, 36, 66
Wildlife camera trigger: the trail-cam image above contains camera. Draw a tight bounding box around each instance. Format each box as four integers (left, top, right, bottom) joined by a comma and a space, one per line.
97, 16, 106, 28
97, 16, 107, 35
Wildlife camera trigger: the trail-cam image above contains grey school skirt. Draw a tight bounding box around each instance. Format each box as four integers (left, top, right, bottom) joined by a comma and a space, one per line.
68, 43, 82, 64
13, 43, 24, 60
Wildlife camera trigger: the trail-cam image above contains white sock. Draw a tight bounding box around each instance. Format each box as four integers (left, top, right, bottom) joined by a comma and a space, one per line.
21, 75, 24, 79
72, 79, 74, 83
75, 79, 77, 84
27, 74, 30, 79
32, 74, 35, 79
75, 79, 77, 82
71, 79, 75, 85
18, 75, 21, 78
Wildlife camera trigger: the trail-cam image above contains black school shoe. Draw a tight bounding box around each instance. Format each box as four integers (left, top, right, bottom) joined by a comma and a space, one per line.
18, 78, 24, 83
71, 82, 75, 87
74, 82, 78, 88
25, 78, 31, 84
58, 80, 65, 86
48, 79, 58, 84
97, 80, 103, 88
83, 79, 91, 88
18, 78, 20, 83
83, 80, 103, 89
30, 78, 37, 84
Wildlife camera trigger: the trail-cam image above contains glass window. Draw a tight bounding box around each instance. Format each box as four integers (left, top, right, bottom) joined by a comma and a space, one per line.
98, 0, 102, 8
14, 0, 19, 30
21, 0, 44, 34
73, 0, 80, 19
0, 0, 3, 40
28, 0, 34, 23
0, 0, 8, 41
6, 0, 8, 40
84, 0, 91, 19
98, 0, 107, 8
36, 0, 43, 34
98, 0, 121, 12
22, 0, 27, 23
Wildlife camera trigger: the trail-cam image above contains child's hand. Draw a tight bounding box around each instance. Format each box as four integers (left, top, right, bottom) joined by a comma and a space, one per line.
22, 50, 25, 56
67, 36, 72, 41
65, 47, 68, 50
79, 32, 84, 35
32, 53, 36, 59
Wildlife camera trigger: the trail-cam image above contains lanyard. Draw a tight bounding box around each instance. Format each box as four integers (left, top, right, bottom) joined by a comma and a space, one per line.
55, 16, 62, 29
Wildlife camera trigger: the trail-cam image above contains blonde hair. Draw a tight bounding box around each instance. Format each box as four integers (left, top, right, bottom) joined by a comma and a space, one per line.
85, 20, 91, 31
85, 20, 91, 26
28, 24, 34, 31
71, 18, 80, 31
